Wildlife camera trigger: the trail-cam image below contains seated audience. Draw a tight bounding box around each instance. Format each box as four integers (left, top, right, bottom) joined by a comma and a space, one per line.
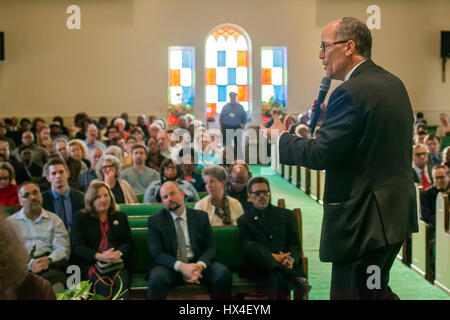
149, 123, 161, 140
105, 145, 123, 165
225, 160, 252, 211
13, 130, 49, 167
0, 162, 19, 208
135, 115, 150, 139
52, 139, 84, 191
68, 139, 90, 174
16, 145, 44, 184
8, 182, 70, 293
42, 158, 85, 231
121, 112, 133, 132
131, 127, 146, 145
121, 136, 137, 169
177, 115, 188, 130
79, 147, 103, 192
0, 213, 56, 300
31, 118, 46, 138
146, 181, 232, 300
113, 118, 130, 140
283, 114, 297, 133
436, 113, 450, 138
104, 125, 120, 147
36, 124, 51, 149
144, 158, 199, 203
179, 148, 205, 192
146, 137, 167, 171
70, 181, 131, 299
443, 146, 450, 170
52, 116, 70, 137
95, 155, 137, 204
0, 124, 16, 150
157, 130, 173, 159
414, 112, 428, 128
424, 134, 442, 166
120, 144, 159, 194
84, 123, 105, 152
420, 165, 450, 228
195, 127, 222, 168
412, 144, 433, 190
195, 165, 243, 226
237, 177, 311, 299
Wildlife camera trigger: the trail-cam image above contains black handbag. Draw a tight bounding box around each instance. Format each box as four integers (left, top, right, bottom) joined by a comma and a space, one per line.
95, 260, 124, 275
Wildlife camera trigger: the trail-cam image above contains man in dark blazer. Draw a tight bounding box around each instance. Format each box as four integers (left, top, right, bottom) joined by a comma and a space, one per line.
412, 144, 434, 189
237, 177, 310, 299
42, 158, 85, 231
146, 181, 232, 300
264, 17, 417, 299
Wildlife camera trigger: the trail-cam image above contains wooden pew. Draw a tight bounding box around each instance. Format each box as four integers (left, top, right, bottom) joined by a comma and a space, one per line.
434, 192, 450, 295
411, 184, 435, 282
300, 167, 310, 195
290, 165, 299, 188
283, 164, 290, 182
319, 170, 325, 205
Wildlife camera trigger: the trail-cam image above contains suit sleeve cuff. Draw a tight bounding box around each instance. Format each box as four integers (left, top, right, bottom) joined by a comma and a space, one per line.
174, 261, 182, 272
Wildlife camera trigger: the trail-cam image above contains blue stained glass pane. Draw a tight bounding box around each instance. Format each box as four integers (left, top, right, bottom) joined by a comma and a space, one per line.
182, 86, 193, 104
217, 51, 226, 67
273, 49, 283, 68
218, 85, 227, 102
228, 68, 236, 85
182, 50, 192, 68
274, 85, 286, 106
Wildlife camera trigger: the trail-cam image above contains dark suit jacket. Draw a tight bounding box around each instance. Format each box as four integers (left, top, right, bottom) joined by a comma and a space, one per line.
279, 60, 418, 262
42, 188, 85, 228
237, 204, 302, 274
412, 164, 434, 185
419, 187, 449, 227
147, 208, 216, 270
70, 210, 132, 278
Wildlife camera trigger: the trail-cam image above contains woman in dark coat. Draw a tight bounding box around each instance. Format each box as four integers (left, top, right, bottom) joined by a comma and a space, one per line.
70, 181, 132, 299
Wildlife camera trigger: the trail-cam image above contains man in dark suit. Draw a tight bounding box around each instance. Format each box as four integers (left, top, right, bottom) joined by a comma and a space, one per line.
146, 181, 232, 300
42, 158, 85, 231
237, 177, 310, 299
263, 17, 417, 299
420, 165, 450, 227
412, 144, 434, 190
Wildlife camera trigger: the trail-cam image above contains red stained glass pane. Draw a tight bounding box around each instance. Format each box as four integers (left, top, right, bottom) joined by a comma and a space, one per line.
206, 103, 216, 119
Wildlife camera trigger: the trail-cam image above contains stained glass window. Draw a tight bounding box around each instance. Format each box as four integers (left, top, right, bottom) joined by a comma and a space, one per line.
261, 47, 287, 114
205, 26, 251, 120
168, 46, 195, 125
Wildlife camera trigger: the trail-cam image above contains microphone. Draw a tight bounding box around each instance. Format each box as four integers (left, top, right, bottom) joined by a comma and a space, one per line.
309, 77, 331, 135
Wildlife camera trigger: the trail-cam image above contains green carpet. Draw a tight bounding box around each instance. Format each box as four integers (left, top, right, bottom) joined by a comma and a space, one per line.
250, 165, 449, 300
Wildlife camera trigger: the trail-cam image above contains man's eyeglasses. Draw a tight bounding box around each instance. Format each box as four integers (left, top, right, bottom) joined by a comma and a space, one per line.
20, 189, 40, 198
249, 190, 270, 197
165, 165, 177, 170
320, 40, 350, 53
414, 152, 427, 157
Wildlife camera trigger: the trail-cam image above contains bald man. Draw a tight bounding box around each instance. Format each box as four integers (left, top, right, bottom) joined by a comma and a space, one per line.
146, 181, 232, 300
225, 161, 252, 212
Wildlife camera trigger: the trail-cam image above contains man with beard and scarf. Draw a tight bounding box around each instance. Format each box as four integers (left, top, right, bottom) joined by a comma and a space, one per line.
8, 182, 70, 293
143, 158, 199, 203
146, 181, 232, 300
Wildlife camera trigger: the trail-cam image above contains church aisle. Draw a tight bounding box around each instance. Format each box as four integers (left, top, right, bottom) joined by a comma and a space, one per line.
250, 165, 449, 300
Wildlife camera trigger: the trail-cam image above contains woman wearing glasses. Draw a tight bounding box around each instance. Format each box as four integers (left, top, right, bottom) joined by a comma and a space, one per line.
195, 165, 243, 226
94, 155, 137, 204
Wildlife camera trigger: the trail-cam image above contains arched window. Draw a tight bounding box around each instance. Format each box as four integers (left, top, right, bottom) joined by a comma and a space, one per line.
205, 24, 251, 120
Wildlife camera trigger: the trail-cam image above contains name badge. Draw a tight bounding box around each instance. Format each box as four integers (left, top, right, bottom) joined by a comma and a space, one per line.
230, 113, 235, 118
113, 220, 119, 225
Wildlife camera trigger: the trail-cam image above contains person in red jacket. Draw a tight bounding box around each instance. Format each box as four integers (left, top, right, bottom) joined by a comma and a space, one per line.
0, 161, 19, 208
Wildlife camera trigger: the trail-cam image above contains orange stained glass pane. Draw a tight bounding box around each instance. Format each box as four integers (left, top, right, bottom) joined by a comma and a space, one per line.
261, 68, 272, 85
237, 51, 248, 67
213, 31, 219, 39
206, 103, 216, 118
206, 68, 216, 85
237, 85, 248, 101
170, 69, 180, 86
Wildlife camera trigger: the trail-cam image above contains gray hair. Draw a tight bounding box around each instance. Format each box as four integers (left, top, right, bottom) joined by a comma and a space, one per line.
337, 17, 372, 59
0, 161, 15, 184
96, 154, 121, 180
202, 165, 228, 182
106, 145, 122, 162
113, 118, 126, 127
88, 146, 104, 158
413, 144, 426, 151
52, 137, 68, 150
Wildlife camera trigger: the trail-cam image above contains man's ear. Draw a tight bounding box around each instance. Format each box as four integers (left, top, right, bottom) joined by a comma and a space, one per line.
46, 175, 51, 183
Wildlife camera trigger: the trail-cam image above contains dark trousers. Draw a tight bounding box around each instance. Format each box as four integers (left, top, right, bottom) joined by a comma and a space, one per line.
330, 242, 403, 300
147, 262, 232, 300
241, 242, 306, 300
